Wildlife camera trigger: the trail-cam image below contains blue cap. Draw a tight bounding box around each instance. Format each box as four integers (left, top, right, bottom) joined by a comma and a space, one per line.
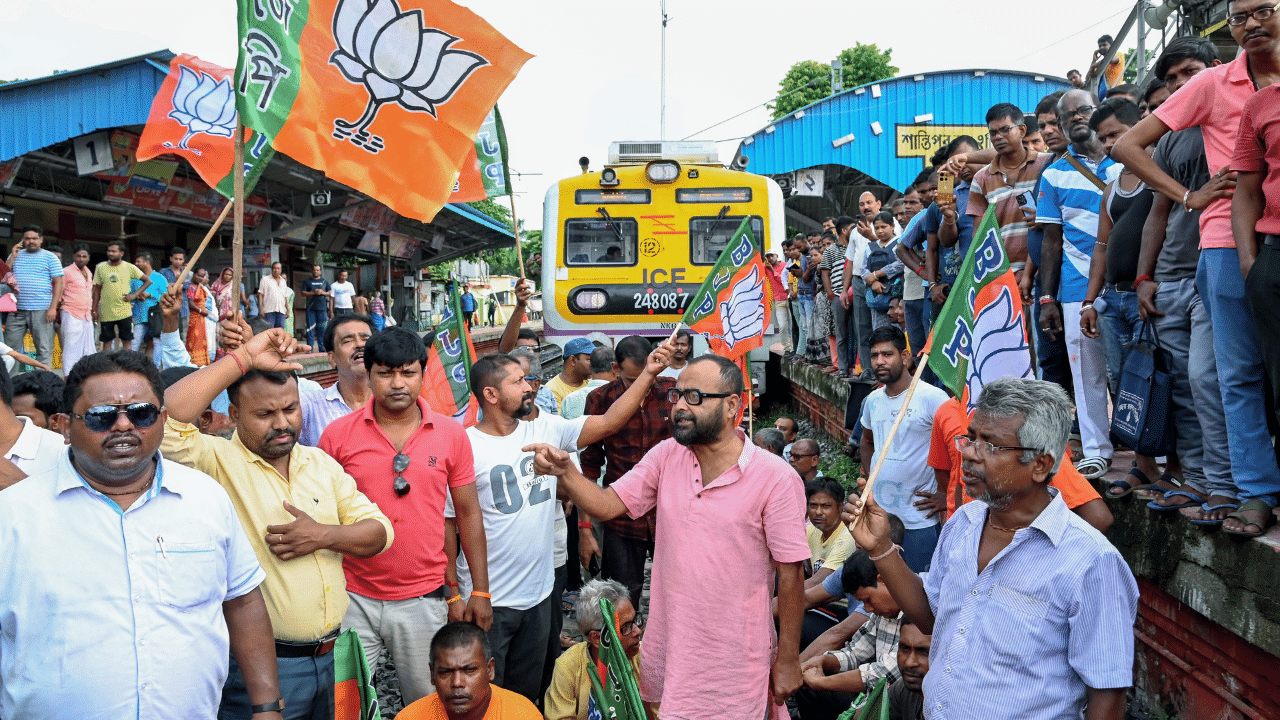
563, 337, 595, 358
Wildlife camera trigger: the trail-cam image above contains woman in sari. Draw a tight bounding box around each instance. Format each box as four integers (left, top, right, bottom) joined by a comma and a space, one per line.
210, 267, 248, 321
186, 268, 212, 366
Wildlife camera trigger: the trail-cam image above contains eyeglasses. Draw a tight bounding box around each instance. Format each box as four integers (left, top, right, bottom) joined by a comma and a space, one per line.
618, 615, 644, 636
953, 435, 1039, 456
393, 453, 411, 496
787, 452, 818, 460
1059, 105, 1096, 121
1228, 1, 1280, 25
70, 402, 162, 433
666, 388, 733, 406
990, 124, 1022, 137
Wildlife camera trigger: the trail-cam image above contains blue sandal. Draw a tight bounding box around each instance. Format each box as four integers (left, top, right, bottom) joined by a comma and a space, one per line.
1106, 468, 1153, 498
1188, 502, 1239, 526
1147, 488, 1206, 513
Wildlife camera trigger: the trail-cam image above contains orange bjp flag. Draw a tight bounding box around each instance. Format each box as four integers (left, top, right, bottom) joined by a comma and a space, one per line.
235, 0, 532, 224
136, 54, 273, 199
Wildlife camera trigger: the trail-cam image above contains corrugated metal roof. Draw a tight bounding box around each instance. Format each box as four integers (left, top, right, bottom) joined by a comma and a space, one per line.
737, 69, 1070, 192
442, 202, 514, 238
0, 51, 175, 161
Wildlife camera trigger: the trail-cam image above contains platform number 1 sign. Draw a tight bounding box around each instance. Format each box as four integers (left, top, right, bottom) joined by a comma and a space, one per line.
72, 131, 114, 176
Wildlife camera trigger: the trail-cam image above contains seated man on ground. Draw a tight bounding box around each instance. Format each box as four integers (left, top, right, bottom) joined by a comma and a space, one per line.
788, 438, 823, 482
805, 478, 855, 590
544, 579, 658, 720
795, 513, 905, 664
753, 427, 787, 457
396, 622, 542, 720
796, 549, 906, 720
888, 622, 931, 720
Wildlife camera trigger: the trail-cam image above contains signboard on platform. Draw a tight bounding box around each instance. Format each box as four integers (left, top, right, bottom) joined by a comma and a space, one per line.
894, 124, 990, 162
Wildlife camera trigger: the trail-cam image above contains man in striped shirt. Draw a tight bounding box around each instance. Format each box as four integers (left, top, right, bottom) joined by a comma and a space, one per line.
5, 226, 63, 371
968, 103, 1055, 278
847, 377, 1139, 720
1035, 89, 1123, 481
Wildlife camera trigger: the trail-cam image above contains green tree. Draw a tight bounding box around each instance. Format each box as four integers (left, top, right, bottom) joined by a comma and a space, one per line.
769, 43, 898, 119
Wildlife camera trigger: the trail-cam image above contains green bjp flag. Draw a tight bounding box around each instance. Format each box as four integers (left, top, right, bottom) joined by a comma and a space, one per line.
334, 629, 381, 720
680, 216, 772, 362
587, 599, 647, 720
926, 205, 1033, 411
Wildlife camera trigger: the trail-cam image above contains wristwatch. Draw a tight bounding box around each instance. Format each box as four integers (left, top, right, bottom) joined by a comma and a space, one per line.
252, 699, 284, 715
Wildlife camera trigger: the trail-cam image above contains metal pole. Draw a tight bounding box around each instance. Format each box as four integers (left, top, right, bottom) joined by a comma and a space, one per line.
1135, 6, 1147, 87
660, 0, 668, 140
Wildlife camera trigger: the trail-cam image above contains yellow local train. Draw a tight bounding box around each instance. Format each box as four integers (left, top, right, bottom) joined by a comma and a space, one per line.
540, 141, 784, 348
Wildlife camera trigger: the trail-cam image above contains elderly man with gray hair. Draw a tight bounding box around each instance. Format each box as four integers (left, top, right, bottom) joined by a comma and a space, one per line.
753, 427, 787, 457
844, 377, 1139, 720
544, 579, 657, 720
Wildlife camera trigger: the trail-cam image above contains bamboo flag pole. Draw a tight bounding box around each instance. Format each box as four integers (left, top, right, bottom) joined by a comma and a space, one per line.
230, 123, 245, 320
170, 200, 233, 294
855, 352, 931, 529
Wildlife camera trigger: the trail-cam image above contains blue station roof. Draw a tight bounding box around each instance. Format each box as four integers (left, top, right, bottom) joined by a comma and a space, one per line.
736, 69, 1071, 192
0, 51, 511, 262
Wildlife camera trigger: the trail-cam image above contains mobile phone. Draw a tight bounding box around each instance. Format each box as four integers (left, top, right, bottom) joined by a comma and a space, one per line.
937, 169, 955, 205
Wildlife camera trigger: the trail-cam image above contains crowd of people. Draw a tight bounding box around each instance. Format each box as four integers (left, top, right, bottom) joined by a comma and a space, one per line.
769, 6, 1280, 542
5, 4, 1280, 719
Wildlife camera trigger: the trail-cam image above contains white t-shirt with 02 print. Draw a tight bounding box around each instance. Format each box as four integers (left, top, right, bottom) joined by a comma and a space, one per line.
447, 414, 587, 610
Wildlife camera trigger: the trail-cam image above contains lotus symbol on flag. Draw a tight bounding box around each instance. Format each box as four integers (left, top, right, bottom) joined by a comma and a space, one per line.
329, 0, 489, 153
963, 285, 1032, 407
712, 266, 766, 353
164, 66, 238, 156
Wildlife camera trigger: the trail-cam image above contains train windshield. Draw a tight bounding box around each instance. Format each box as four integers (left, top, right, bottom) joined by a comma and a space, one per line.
689, 215, 765, 265
564, 217, 639, 266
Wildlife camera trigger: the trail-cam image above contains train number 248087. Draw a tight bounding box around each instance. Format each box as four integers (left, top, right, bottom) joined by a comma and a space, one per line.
633, 291, 693, 311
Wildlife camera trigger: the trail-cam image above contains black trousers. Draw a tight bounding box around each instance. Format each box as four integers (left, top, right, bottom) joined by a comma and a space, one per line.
1247, 241, 1280, 447
539, 563, 567, 705
488, 592, 554, 703
794, 683, 858, 720
600, 524, 654, 612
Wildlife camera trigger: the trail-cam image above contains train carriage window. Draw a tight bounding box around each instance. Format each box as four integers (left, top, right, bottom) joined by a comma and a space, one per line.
563, 218, 639, 266
689, 216, 765, 265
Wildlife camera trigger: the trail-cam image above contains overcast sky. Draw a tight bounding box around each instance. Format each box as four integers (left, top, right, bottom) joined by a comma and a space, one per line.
3, 0, 1140, 229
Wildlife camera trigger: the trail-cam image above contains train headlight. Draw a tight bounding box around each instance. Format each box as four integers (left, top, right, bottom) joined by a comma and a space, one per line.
646, 161, 680, 183
600, 168, 619, 187
573, 290, 608, 311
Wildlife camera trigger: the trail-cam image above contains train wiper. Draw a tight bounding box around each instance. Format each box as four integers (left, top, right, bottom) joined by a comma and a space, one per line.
596, 207, 627, 245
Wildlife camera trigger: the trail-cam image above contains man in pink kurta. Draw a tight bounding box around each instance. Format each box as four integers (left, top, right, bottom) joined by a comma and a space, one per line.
528, 355, 811, 720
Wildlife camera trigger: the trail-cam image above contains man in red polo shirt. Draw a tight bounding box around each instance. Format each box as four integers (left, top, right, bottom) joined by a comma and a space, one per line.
319, 327, 491, 705
1234, 62, 1280, 537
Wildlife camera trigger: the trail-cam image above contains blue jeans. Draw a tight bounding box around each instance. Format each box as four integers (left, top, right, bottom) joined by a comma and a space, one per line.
795, 294, 813, 351
265, 311, 287, 329
902, 524, 941, 572
904, 297, 928, 354
220, 652, 334, 720
306, 307, 328, 352
1096, 287, 1143, 397
1198, 248, 1280, 506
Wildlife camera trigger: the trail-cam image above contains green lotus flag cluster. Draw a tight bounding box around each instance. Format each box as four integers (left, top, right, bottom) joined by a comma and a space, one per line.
586, 599, 647, 720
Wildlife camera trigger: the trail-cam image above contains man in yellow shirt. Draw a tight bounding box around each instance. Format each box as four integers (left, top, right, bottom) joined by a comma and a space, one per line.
544, 338, 595, 411
545, 579, 658, 720
805, 478, 855, 589
162, 298, 393, 720
90, 240, 146, 350
397, 622, 542, 720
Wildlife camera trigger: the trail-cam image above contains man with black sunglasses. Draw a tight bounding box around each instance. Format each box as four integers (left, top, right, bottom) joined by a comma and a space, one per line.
319, 326, 491, 707
525, 354, 811, 720
0, 350, 285, 719
454, 339, 674, 705
163, 311, 393, 720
